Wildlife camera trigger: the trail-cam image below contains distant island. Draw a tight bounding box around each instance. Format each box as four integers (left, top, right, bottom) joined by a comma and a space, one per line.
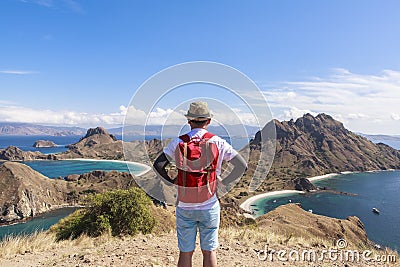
0, 122, 86, 136
33, 140, 58, 148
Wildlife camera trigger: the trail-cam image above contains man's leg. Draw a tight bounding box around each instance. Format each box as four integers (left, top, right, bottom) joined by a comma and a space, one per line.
178, 250, 194, 267
198, 203, 220, 267
176, 207, 197, 267
201, 249, 217, 267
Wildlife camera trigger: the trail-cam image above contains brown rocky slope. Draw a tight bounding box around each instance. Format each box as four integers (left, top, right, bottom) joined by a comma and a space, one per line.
0, 162, 138, 224
0, 162, 67, 223
58, 127, 123, 160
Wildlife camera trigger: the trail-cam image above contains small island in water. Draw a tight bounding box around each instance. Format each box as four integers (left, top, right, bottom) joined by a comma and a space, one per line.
33, 140, 58, 148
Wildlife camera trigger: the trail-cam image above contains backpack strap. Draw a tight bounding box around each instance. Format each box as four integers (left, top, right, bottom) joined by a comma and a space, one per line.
201, 132, 215, 140
203, 132, 215, 195
181, 141, 188, 197
205, 140, 213, 195
179, 134, 190, 143
178, 134, 189, 198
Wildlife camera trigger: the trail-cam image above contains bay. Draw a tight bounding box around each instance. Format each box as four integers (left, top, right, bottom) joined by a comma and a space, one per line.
254, 171, 400, 251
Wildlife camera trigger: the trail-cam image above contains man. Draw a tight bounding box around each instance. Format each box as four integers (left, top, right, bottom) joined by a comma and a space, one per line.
153, 101, 247, 267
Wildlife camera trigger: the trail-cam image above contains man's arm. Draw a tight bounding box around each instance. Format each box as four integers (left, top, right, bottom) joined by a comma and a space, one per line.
153, 152, 175, 183
221, 153, 247, 186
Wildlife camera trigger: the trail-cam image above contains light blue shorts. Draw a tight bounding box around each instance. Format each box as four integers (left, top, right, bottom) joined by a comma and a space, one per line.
176, 202, 220, 252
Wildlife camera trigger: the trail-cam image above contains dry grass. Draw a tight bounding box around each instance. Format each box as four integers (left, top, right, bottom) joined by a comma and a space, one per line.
0, 205, 175, 260
219, 226, 399, 262
0, 231, 111, 259
220, 226, 330, 249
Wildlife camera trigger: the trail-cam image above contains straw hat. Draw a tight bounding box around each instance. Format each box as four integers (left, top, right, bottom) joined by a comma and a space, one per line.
184, 101, 213, 121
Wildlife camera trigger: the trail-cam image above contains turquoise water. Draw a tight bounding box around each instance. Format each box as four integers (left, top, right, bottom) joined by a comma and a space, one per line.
24, 159, 148, 178
0, 208, 78, 240
0, 135, 81, 154
254, 171, 400, 251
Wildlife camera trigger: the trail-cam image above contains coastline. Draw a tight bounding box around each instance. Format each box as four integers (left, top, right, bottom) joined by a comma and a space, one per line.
239, 190, 304, 215
63, 158, 151, 176
0, 204, 80, 228
307, 172, 340, 182
239, 171, 348, 217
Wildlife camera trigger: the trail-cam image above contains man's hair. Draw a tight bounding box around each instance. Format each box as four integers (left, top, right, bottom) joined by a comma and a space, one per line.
189, 119, 209, 127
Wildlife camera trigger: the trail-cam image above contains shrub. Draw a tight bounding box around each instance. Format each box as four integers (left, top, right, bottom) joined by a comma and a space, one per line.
52, 188, 157, 240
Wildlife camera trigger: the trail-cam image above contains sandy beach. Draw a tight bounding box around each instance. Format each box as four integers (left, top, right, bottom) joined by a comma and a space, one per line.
239, 172, 345, 216
65, 158, 151, 176
239, 190, 304, 214
307, 172, 340, 182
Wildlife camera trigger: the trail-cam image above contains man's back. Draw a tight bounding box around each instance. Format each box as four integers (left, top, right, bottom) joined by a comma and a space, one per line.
164, 128, 238, 208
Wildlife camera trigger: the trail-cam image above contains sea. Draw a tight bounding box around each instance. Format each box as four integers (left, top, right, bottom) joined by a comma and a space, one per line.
249, 137, 400, 252
0, 134, 249, 153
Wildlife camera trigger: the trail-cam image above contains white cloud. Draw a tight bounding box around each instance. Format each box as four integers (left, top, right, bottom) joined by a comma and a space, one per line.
263, 68, 400, 134
215, 108, 258, 126
20, 0, 53, 7
283, 107, 315, 120
0, 70, 36, 75
391, 113, 400, 121
20, 0, 84, 13
0, 106, 124, 127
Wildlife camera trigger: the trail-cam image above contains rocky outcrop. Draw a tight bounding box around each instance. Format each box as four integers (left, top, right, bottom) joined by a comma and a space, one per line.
33, 140, 58, 148
58, 127, 123, 160
239, 113, 400, 192
257, 203, 369, 248
0, 162, 67, 223
287, 177, 317, 191
0, 146, 50, 161
83, 127, 117, 141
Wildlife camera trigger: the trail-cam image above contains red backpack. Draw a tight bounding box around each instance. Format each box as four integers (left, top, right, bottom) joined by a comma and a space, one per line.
174, 132, 219, 203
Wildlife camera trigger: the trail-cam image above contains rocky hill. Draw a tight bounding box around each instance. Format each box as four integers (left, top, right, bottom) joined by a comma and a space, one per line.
0, 162, 138, 224
33, 140, 57, 148
257, 203, 369, 248
0, 162, 67, 223
57, 127, 123, 160
0, 146, 51, 161
234, 113, 400, 194
0, 127, 123, 161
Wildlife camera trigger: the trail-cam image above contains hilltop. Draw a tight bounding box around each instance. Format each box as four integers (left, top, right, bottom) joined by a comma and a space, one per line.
57, 127, 124, 160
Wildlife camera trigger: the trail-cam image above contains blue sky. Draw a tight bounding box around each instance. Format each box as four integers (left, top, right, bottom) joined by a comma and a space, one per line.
1, 0, 400, 134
